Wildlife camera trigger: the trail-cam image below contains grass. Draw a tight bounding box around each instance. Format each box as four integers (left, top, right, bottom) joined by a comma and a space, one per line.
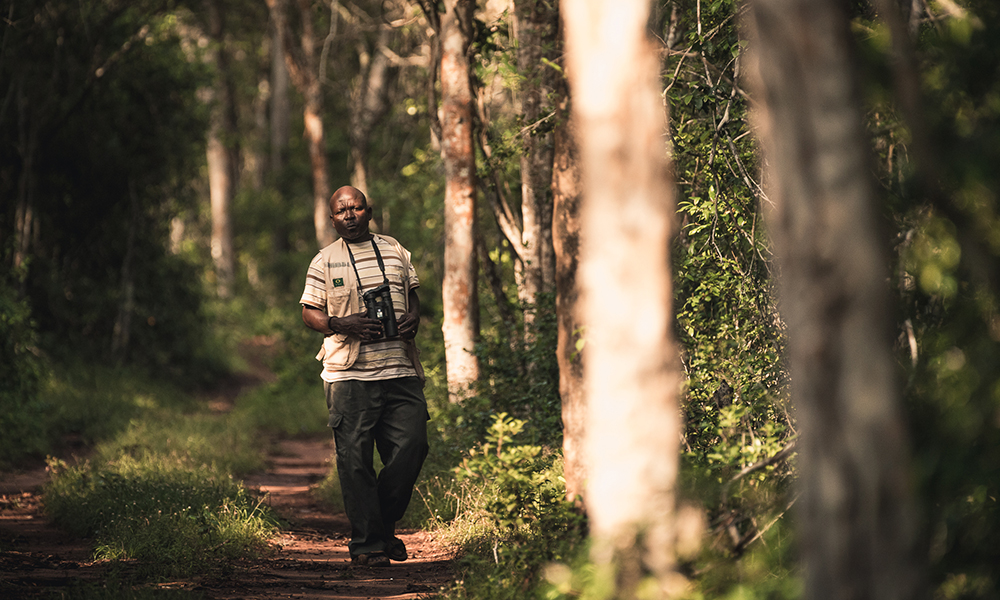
35, 348, 283, 581
44, 452, 279, 578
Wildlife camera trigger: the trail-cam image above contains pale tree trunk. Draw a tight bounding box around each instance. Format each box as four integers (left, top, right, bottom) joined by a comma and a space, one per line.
349, 26, 394, 203
205, 0, 237, 297
270, 13, 291, 175
440, 0, 480, 402
744, 1, 923, 598
267, 0, 335, 248
564, 0, 684, 595
513, 0, 558, 324
269, 14, 292, 261
552, 90, 585, 506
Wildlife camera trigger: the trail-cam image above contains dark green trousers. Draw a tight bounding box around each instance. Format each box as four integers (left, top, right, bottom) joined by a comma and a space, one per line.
324, 377, 428, 558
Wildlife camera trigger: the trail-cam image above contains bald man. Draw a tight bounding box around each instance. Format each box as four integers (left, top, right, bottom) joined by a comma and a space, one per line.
300, 186, 428, 567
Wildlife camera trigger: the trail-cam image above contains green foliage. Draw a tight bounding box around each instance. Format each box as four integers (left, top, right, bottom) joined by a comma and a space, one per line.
664, 2, 796, 582
454, 414, 563, 531
433, 413, 586, 600
0, 275, 50, 466
44, 456, 277, 577
1, 0, 222, 380
854, 2, 1000, 596
46, 361, 201, 446
471, 293, 563, 445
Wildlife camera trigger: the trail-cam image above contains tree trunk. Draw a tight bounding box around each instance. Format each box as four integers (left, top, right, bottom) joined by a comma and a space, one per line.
268, 0, 335, 248
14, 93, 38, 274
269, 9, 292, 262
270, 11, 291, 176
112, 181, 139, 356
744, 0, 923, 598
552, 90, 585, 506
563, 0, 684, 594
205, 0, 237, 297
440, 0, 480, 402
513, 0, 558, 323
349, 26, 394, 201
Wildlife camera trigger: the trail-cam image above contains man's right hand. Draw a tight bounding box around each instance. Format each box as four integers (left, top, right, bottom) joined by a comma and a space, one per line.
329, 310, 383, 341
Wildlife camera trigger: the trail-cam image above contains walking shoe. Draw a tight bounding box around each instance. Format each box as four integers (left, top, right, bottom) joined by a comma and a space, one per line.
352, 552, 390, 567
386, 538, 408, 562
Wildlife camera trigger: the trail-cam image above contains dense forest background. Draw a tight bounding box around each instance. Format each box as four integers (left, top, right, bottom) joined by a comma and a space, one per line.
2, 0, 999, 598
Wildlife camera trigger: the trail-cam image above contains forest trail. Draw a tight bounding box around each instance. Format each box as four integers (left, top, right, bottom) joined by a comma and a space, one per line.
0, 339, 455, 598
0, 436, 455, 598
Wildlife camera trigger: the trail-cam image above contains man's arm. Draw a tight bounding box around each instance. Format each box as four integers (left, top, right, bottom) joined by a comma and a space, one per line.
302, 304, 383, 340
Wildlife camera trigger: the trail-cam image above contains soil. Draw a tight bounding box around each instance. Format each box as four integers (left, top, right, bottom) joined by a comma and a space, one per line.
0, 337, 457, 599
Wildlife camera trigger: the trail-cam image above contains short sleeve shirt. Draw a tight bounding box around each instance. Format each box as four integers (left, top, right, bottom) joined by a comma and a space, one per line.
300, 237, 420, 383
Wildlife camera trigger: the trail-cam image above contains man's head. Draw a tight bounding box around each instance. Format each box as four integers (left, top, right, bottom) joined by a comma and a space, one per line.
329, 186, 373, 243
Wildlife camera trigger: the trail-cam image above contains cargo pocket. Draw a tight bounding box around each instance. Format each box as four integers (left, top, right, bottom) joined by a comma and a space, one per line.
328, 412, 343, 430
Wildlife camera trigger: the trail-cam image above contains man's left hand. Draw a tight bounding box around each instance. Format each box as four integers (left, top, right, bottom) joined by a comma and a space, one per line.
396, 311, 419, 340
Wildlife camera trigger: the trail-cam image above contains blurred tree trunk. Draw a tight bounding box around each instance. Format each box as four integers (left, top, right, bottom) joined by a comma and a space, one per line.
564, 0, 684, 594
268, 0, 335, 248
552, 87, 585, 505
270, 13, 291, 176
112, 181, 138, 356
205, 0, 237, 297
513, 0, 558, 330
439, 0, 480, 402
13, 93, 38, 275
349, 25, 394, 204
744, 0, 924, 598
269, 10, 291, 258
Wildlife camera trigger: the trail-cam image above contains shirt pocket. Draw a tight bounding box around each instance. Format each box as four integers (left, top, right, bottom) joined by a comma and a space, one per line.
326, 286, 354, 315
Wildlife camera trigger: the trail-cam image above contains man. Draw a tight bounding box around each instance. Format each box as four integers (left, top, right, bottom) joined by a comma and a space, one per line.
300, 185, 428, 567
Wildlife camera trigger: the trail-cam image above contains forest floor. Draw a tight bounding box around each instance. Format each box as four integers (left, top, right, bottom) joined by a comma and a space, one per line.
0, 340, 457, 599
0, 437, 456, 599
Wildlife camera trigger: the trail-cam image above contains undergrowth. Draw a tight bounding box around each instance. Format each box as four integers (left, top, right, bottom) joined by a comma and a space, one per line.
44, 456, 278, 578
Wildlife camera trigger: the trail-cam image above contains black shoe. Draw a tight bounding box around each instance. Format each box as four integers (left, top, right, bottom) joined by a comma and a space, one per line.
386, 538, 408, 562
352, 552, 390, 567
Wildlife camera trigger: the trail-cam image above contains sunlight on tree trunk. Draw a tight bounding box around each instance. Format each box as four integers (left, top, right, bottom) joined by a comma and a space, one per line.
552, 92, 586, 506
349, 26, 394, 205
514, 0, 559, 334
440, 0, 480, 402
744, 0, 924, 597
564, 0, 684, 594
205, 0, 236, 298
267, 0, 334, 248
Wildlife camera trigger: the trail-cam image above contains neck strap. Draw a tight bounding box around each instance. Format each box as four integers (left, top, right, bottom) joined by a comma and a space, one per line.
344, 237, 390, 294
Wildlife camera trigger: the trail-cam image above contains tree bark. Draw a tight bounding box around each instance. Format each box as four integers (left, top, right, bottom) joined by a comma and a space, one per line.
205, 0, 237, 297
744, 0, 924, 598
270, 11, 290, 176
349, 25, 395, 201
268, 0, 335, 248
513, 0, 558, 319
563, 0, 684, 594
439, 0, 480, 402
552, 89, 585, 506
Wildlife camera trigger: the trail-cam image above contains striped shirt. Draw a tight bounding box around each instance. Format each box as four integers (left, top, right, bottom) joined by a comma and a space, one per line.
300, 238, 420, 382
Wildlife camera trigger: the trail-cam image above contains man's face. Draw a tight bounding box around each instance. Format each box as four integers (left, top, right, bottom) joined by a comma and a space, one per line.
330, 193, 372, 242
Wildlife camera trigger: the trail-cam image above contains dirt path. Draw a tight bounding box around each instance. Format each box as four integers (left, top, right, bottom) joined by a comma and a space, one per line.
0, 435, 455, 599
